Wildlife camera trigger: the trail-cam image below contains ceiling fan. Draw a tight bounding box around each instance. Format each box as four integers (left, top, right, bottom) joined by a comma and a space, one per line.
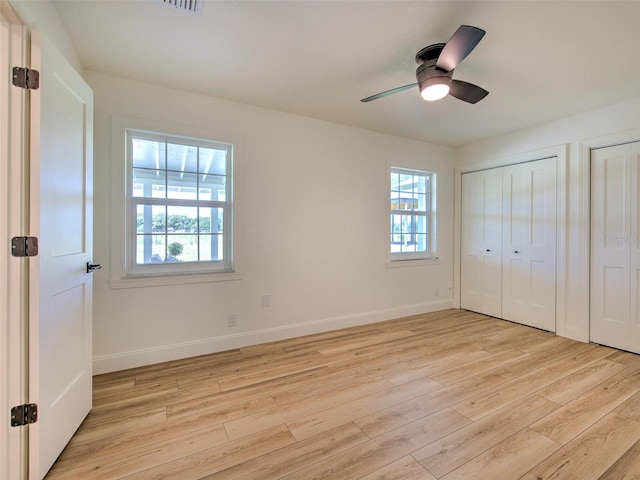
361, 25, 489, 104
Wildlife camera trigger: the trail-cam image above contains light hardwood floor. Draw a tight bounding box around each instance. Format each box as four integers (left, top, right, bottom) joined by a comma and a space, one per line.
45, 309, 640, 479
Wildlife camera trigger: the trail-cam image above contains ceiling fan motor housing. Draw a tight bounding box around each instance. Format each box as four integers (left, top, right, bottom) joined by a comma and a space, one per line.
415, 42, 446, 64
415, 44, 453, 91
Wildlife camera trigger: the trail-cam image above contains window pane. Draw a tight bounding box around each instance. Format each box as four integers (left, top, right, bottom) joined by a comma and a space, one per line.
136, 234, 166, 264
390, 215, 428, 253
199, 207, 223, 233
167, 234, 196, 262
390, 191, 400, 210
408, 197, 419, 211
199, 234, 224, 261
199, 147, 226, 175
167, 206, 198, 233
199, 174, 226, 201
416, 193, 428, 212
167, 171, 198, 200
391, 214, 402, 245
397, 214, 427, 235
416, 175, 427, 194
132, 138, 165, 170
415, 215, 427, 234
167, 143, 197, 172
399, 174, 413, 192
199, 208, 212, 234
401, 215, 412, 234
136, 204, 166, 234
133, 169, 166, 198
390, 172, 400, 190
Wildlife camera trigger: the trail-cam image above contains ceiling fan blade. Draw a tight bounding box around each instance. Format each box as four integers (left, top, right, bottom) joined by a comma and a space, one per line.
449, 80, 489, 104
360, 83, 418, 102
436, 25, 485, 72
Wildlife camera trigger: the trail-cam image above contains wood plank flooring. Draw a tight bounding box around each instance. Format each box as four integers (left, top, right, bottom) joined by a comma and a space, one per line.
44, 309, 640, 479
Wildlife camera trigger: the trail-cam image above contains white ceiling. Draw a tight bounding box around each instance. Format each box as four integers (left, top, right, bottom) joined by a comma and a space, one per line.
52, 0, 640, 147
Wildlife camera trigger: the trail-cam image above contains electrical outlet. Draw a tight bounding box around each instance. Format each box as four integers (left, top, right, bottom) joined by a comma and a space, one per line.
434, 287, 439, 297
262, 294, 271, 307
228, 313, 238, 327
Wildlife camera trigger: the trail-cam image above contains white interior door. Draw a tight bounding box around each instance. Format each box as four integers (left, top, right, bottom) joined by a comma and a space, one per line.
460, 168, 503, 317
28, 32, 94, 479
501, 158, 557, 331
590, 142, 640, 353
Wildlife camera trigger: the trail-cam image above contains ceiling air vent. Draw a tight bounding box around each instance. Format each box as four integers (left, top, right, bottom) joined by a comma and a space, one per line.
157, 0, 202, 16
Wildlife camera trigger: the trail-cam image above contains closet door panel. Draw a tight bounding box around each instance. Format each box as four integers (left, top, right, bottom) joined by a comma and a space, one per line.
460, 172, 483, 313
461, 169, 502, 317
502, 158, 557, 331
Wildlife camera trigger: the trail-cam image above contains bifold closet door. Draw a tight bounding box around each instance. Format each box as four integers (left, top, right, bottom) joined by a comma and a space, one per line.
460, 169, 503, 317
501, 158, 557, 331
591, 142, 640, 353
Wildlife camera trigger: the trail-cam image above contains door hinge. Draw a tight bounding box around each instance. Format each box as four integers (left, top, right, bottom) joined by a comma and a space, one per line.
10, 404, 38, 427
12, 67, 40, 90
11, 236, 39, 257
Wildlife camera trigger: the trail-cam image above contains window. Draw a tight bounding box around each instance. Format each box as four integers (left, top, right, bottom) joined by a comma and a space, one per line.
389, 167, 435, 261
126, 129, 233, 275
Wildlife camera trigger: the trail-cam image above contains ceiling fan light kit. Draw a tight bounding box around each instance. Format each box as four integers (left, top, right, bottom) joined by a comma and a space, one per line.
420, 77, 451, 102
361, 25, 489, 105
421, 82, 450, 101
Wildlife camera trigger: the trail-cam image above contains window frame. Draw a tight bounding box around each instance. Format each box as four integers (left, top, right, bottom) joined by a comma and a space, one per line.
109, 116, 242, 289
388, 166, 437, 262
124, 128, 234, 277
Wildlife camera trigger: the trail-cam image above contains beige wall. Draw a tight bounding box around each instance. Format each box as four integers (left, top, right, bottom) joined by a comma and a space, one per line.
9, 0, 81, 72
88, 72, 456, 373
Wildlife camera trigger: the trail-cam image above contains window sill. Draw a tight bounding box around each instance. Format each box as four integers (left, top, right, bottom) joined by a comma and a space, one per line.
385, 257, 440, 268
109, 270, 243, 289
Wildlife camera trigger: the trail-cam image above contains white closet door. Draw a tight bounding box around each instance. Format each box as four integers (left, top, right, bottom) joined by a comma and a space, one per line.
501, 158, 557, 331
460, 168, 503, 317
591, 142, 640, 352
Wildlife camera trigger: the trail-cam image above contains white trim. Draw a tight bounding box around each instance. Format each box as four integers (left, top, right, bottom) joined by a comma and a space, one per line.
0, 9, 27, 480
555, 145, 569, 337
566, 141, 590, 342
93, 299, 453, 374
109, 270, 243, 289
580, 127, 640, 151
456, 146, 563, 174
126, 129, 233, 275
110, 115, 240, 288
385, 257, 440, 268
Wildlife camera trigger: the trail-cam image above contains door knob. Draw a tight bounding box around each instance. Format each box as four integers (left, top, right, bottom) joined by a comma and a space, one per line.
87, 262, 102, 273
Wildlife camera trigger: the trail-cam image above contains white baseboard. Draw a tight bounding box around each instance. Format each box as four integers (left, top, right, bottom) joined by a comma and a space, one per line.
93, 299, 453, 374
